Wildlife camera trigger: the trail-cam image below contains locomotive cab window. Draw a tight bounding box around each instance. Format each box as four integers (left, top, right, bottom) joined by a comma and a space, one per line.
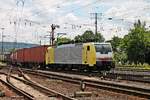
95, 44, 111, 54
87, 46, 90, 51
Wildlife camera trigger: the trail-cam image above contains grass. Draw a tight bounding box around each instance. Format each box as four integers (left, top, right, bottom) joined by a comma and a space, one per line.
116, 63, 150, 70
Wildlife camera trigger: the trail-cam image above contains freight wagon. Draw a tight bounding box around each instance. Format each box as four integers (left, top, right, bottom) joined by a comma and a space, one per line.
10, 45, 49, 68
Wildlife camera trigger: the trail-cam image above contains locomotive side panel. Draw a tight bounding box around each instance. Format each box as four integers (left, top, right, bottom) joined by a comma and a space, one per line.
54, 44, 82, 64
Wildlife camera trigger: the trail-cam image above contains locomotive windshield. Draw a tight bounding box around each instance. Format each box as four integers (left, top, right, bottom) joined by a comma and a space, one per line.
95, 44, 112, 54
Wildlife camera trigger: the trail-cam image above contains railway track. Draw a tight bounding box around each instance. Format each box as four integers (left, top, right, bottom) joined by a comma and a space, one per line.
110, 67, 150, 83
115, 66, 150, 72
4, 65, 150, 83
44, 68, 150, 83
20, 68, 150, 99
0, 76, 31, 100
0, 66, 77, 100
0, 67, 34, 100
106, 70, 150, 83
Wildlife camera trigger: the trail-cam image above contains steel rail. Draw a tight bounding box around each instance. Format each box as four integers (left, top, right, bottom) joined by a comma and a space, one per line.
0, 79, 33, 100
5, 65, 150, 83
24, 76, 77, 100
0, 72, 34, 100
7, 66, 35, 100
106, 72, 150, 83
6, 76, 35, 100
22, 69, 150, 99
7, 67, 77, 100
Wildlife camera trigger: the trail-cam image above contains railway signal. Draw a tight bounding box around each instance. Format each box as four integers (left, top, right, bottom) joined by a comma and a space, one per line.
50, 24, 59, 46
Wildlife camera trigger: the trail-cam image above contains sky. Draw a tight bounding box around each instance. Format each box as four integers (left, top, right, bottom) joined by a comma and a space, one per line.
0, 0, 150, 44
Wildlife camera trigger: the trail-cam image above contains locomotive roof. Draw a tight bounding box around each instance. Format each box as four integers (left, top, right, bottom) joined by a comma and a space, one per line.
94, 42, 111, 45
57, 42, 111, 48
57, 43, 82, 48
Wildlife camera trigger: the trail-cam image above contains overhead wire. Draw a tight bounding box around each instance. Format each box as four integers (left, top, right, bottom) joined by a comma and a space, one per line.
17, 0, 102, 33
16, 0, 123, 42
27, 0, 101, 21
22, 0, 101, 42
52, 0, 102, 32
0, 8, 16, 28
13, 0, 26, 47
30, 0, 68, 18
65, 0, 101, 14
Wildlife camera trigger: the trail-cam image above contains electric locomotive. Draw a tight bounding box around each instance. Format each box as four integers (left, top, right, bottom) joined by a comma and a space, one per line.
46, 42, 114, 71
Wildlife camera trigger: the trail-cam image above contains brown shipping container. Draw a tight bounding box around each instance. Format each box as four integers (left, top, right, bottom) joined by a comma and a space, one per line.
16, 49, 24, 62
11, 45, 49, 64
23, 45, 49, 63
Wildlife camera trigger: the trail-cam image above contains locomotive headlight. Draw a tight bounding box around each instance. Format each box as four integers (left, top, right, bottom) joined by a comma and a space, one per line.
97, 57, 112, 61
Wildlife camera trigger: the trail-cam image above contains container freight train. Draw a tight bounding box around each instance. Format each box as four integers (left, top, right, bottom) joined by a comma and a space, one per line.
9, 42, 115, 71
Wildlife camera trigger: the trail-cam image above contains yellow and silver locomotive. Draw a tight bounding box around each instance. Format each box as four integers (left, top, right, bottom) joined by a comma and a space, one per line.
46, 42, 114, 71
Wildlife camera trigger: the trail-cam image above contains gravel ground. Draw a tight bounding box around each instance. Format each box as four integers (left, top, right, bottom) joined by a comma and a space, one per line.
0, 81, 17, 97
0, 74, 26, 100
1, 67, 149, 100
0, 74, 51, 100
0, 97, 24, 100
27, 73, 148, 100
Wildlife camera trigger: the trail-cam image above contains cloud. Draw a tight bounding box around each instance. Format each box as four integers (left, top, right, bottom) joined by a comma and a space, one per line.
104, 0, 150, 22
0, 0, 150, 44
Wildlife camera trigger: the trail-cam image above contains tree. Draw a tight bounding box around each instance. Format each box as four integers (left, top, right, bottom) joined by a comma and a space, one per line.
110, 36, 122, 52
114, 51, 127, 64
108, 36, 128, 64
55, 37, 72, 45
94, 33, 105, 42
74, 30, 105, 43
74, 35, 83, 43
122, 20, 149, 64
144, 32, 150, 64
81, 30, 95, 42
